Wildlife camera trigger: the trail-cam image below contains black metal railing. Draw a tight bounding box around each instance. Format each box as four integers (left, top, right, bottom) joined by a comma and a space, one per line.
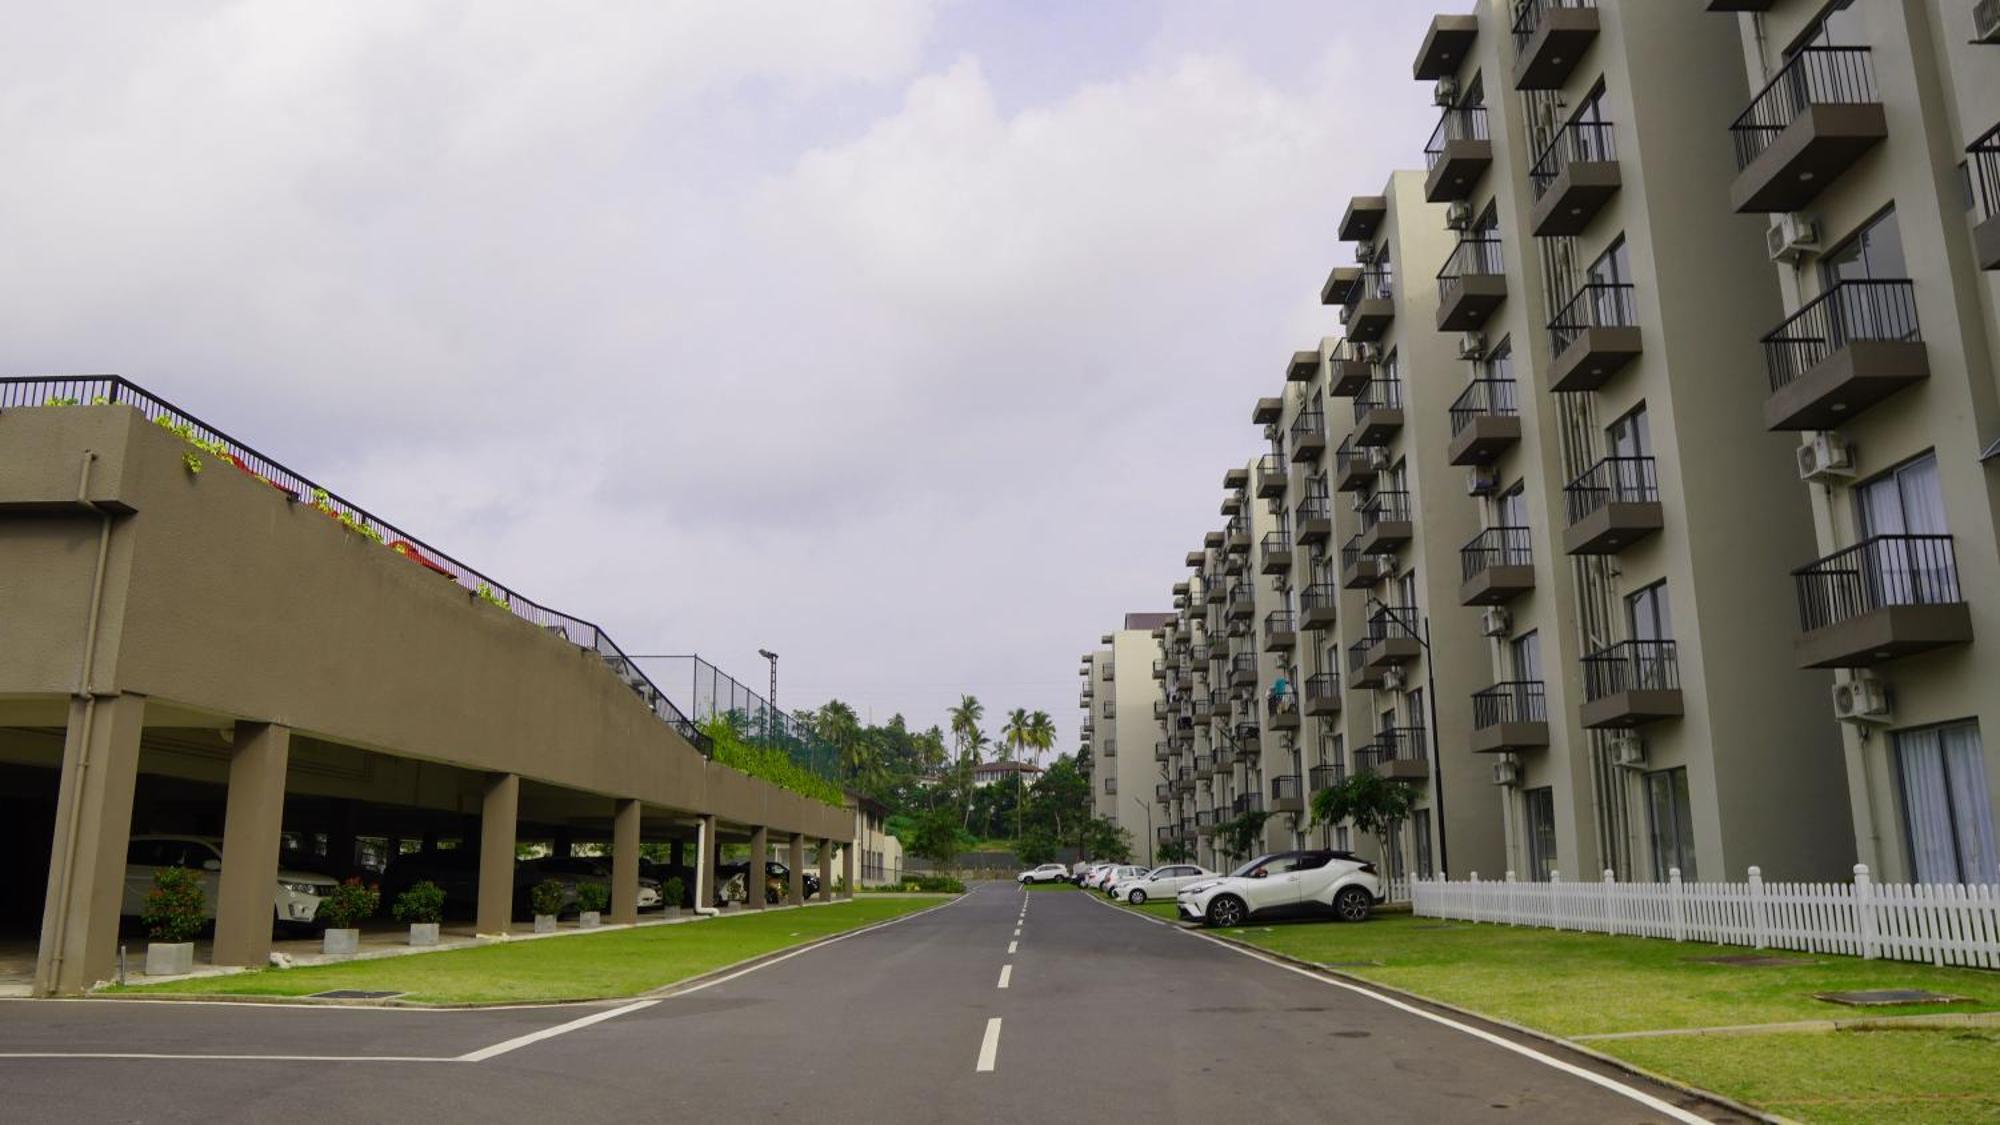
1195, 810, 1215, 829
1353, 743, 1388, 774
1731, 47, 1878, 170
1424, 105, 1490, 171
1448, 379, 1518, 436
1296, 493, 1331, 524
1354, 375, 1405, 421
1335, 437, 1373, 477
1378, 725, 1429, 762
1761, 279, 1920, 391
1548, 282, 1636, 357
1360, 490, 1412, 531
1234, 792, 1265, 816
1301, 584, 1338, 617
1564, 456, 1657, 524
1346, 640, 1373, 675
1529, 118, 1617, 201
1230, 652, 1258, 678
1305, 671, 1341, 705
1344, 266, 1395, 308
1156, 825, 1175, 843
1271, 774, 1302, 802
1262, 530, 1293, 557
1461, 526, 1534, 581
1265, 610, 1296, 635
1794, 534, 1964, 633
1368, 607, 1420, 644
1512, 0, 1596, 48
1970, 122, 2000, 224
1473, 681, 1547, 728
1259, 450, 1287, 478
1582, 640, 1680, 701
1309, 763, 1347, 791
1227, 581, 1254, 605
1290, 407, 1326, 448
1341, 536, 1374, 574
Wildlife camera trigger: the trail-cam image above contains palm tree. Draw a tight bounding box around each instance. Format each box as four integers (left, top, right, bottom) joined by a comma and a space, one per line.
1001, 708, 1030, 764
948, 695, 983, 756
1026, 710, 1056, 766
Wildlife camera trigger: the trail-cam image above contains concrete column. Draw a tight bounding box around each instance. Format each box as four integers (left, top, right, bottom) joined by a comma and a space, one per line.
746, 826, 768, 909
842, 839, 857, 898
35, 693, 145, 997
212, 722, 291, 966
787, 834, 805, 905
610, 799, 641, 926
817, 839, 832, 902
475, 773, 519, 935
696, 815, 717, 909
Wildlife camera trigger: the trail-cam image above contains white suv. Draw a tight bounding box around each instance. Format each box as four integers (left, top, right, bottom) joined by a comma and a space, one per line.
1097, 865, 1150, 898
123, 835, 340, 927
1111, 863, 1215, 905
1017, 863, 1069, 885
1176, 850, 1380, 928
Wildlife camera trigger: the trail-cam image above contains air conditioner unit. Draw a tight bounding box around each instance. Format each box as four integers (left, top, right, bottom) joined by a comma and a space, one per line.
1492, 759, 1519, 787
1358, 342, 1383, 364
1797, 432, 1856, 484
1366, 446, 1392, 469
1433, 75, 1459, 108
1766, 213, 1821, 265
1480, 606, 1511, 638
1833, 674, 1893, 725
1467, 464, 1500, 496
1458, 330, 1486, 360
1609, 735, 1646, 769
1355, 241, 1377, 264
1446, 200, 1474, 231
1374, 553, 1400, 573
1978, 0, 2000, 43
1382, 667, 1407, 692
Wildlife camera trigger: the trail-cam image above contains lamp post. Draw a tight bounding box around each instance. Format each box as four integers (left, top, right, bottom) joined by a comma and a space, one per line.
1365, 597, 1449, 879
1131, 796, 1154, 866
757, 649, 778, 746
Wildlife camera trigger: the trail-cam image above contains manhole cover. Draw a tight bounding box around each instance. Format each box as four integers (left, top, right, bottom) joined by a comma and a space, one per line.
1814, 989, 1969, 1007
309, 989, 405, 1000
1320, 960, 1382, 968
1688, 955, 1818, 967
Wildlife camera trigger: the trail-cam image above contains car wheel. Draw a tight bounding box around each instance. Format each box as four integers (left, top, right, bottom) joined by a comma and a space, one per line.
1127, 889, 1147, 905
1333, 885, 1372, 923
1206, 895, 1246, 928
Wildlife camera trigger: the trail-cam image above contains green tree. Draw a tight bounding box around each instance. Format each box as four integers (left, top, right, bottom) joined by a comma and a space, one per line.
1000, 707, 1029, 764
1015, 828, 1059, 866
1310, 772, 1419, 863
1026, 710, 1055, 766
1218, 811, 1272, 863
1083, 816, 1133, 864
908, 806, 966, 869
1156, 839, 1194, 864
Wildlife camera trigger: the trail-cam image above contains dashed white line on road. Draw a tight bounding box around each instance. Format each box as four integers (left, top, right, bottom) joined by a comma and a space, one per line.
997, 965, 1012, 989
976, 1017, 1002, 1072
1013, 927, 1021, 937
1007, 940, 1017, 954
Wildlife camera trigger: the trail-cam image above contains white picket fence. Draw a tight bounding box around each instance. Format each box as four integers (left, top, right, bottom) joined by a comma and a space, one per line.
1385, 876, 1412, 904
1412, 865, 2000, 969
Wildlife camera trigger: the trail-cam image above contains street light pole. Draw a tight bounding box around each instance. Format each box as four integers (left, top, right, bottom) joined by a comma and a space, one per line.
1366, 597, 1449, 879
1131, 796, 1154, 866
757, 649, 778, 747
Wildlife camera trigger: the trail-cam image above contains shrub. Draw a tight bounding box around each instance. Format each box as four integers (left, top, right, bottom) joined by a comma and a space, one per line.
575, 882, 611, 915
317, 878, 380, 929
141, 866, 206, 943
662, 876, 686, 906
391, 880, 446, 925
702, 717, 844, 808
897, 875, 965, 893
529, 878, 568, 917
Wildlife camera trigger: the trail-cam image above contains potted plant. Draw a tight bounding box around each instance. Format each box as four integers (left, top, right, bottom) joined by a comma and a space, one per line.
392, 880, 446, 946
140, 866, 205, 977
661, 876, 685, 919
317, 878, 380, 955
575, 882, 610, 929
529, 878, 567, 934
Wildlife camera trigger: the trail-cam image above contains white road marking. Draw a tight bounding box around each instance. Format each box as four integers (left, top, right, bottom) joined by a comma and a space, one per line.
975, 1017, 1002, 1072
457, 1000, 659, 1061
0, 1052, 453, 1063
1012, 927, 1020, 937
997, 964, 1012, 989
1007, 940, 1017, 954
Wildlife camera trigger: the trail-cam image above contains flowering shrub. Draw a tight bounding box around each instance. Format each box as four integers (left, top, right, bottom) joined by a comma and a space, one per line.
317, 878, 380, 929
141, 866, 206, 943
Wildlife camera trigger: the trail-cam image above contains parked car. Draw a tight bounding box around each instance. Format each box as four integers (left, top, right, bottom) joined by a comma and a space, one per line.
1080, 863, 1118, 890
1176, 850, 1380, 928
122, 835, 339, 931
1017, 863, 1069, 885
379, 849, 482, 919
1098, 865, 1150, 897
1069, 860, 1095, 883
528, 856, 664, 911
718, 860, 821, 904
1112, 863, 1216, 905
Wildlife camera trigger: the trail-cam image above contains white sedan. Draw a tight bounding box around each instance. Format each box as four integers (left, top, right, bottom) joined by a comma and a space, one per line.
122, 835, 338, 927
1017, 863, 1069, 885
1111, 863, 1216, 905
1177, 850, 1381, 928
1079, 863, 1118, 889
1097, 865, 1151, 897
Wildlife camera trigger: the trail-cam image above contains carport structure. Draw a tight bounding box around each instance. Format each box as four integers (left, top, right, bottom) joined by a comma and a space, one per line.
0, 379, 856, 994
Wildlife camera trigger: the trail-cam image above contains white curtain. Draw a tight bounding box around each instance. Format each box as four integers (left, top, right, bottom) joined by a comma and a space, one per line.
1897, 723, 1999, 884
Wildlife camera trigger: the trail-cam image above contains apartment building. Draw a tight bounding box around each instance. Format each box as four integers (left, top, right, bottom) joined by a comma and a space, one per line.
1715, 0, 2000, 884
1080, 613, 1172, 861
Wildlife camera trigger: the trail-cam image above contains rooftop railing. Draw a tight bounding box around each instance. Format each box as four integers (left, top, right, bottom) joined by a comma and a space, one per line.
1731, 47, 1878, 170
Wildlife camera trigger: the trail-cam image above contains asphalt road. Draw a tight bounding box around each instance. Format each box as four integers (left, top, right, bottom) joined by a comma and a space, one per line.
0, 883, 1749, 1123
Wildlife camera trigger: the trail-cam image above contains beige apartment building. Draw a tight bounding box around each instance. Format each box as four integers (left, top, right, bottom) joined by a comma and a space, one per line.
1079, 613, 1171, 861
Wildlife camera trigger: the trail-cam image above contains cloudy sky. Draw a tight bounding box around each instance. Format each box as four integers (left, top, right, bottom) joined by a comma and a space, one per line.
3, 1, 1438, 751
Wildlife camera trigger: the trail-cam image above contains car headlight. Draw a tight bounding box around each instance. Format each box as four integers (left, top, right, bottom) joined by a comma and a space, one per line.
281, 881, 325, 896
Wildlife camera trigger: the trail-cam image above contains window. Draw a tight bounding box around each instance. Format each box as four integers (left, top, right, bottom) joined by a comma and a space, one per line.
1895, 722, 1998, 883
1627, 581, 1673, 643
1497, 482, 1528, 540
1485, 337, 1514, 383
1587, 236, 1630, 288
1856, 452, 1946, 538
1606, 402, 1650, 460
1335, 826, 1352, 851
1525, 787, 1558, 881
1646, 768, 1698, 880
1103, 777, 1117, 795
1511, 631, 1542, 683
1791, 0, 1862, 53
1412, 809, 1435, 879
1822, 207, 1908, 286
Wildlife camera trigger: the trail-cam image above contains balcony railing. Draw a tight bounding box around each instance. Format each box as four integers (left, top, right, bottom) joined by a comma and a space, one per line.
1564, 456, 1657, 524
1548, 282, 1636, 357
1264, 610, 1296, 636
1529, 118, 1616, 202
1368, 607, 1420, 644
1582, 640, 1680, 701
1233, 792, 1264, 816
1473, 681, 1547, 728
1262, 530, 1293, 556
1971, 122, 2000, 224
1309, 763, 1347, 792
1511, 0, 1594, 49
1335, 437, 1370, 478
1761, 280, 1920, 392
1353, 376, 1404, 419
1301, 584, 1338, 617
1258, 451, 1287, 478
1229, 652, 1258, 678
1448, 379, 1518, 437
1360, 489, 1412, 531
1296, 494, 1331, 524
1424, 106, 1490, 171
1304, 671, 1340, 705
1731, 47, 1878, 170
1290, 407, 1326, 448
1271, 774, 1302, 802
1378, 725, 1429, 762
1461, 526, 1533, 581
1438, 237, 1505, 296
1793, 535, 1963, 634
1344, 266, 1395, 308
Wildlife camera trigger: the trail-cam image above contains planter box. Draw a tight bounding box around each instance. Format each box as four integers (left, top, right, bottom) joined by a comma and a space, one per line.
145, 942, 194, 977
533, 914, 557, 935
663, 906, 682, 920
322, 928, 360, 955
578, 911, 602, 929
407, 923, 440, 947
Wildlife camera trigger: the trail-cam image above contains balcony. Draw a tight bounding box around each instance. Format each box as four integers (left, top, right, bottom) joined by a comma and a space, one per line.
1970, 125, 2000, 270
1221, 490, 1243, 517
1365, 608, 1423, 669
1152, 660, 1167, 682
1340, 195, 1387, 242
1221, 548, 1247, 577
1155, 740, 1171, 763
1460, 527, 1536, 606
1335, 438, 1377, 493
1185, 549, 1206, 568
1424, 106, 1492, 203
1290, 407, 1327, 463
1222, 467, 1250, 491
1343, 269, 1396, 343
1529, 119, 1619, 237
1447, 378, 1521, 465
1263, 610, 1298, 654
1300, 583, 1339, 632
1414, 13, 1478, 81
1156, 824, 1175, 845
1226, 583, 1255, 622
1215, 744, 1237, 772
1563, 456, 1661, 555
1761, 280, 1927, 431
1353, 377, 1406, 447
1548, 283, 1641, 392
1270, 774, 1305, 814
1225, 517, 1251, 554
1260, 530, 1294, 576
1266, 696, 1301, 735
1193, 695, 1216, 722
1195, 809, 1215, 834
1229, 651, 1258, 688
1296, 494, 1333, 546
1730, 47, 1885, 213
1511, 0, 1598, 91
1359, 728, 1430, 781
1287, 350, 1319, 384
1309, 762, 1347, 793
1102, 662, 1115, 682
1235, 722, 1262, 756
1303, 671, 1342, 717
1104, 739, 1118, 759
1329, 342, 1372, 396
1356, 490, 1414, 556
1321, 265, 1362, 307
1471, 682, 1551, 754
1347, 641, 1385, 689
1341, 537, 1387, 589
1580, 640, 1683, 729
1195, 752, 1217, 779
1256, 452, 1289, 499
1437, 236, 1507, 332
1792, 535, 1972, 668
1203, 531, 1225, 553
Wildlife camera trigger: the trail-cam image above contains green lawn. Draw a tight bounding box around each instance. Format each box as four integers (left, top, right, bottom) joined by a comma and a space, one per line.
111, 897, 951, 1005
